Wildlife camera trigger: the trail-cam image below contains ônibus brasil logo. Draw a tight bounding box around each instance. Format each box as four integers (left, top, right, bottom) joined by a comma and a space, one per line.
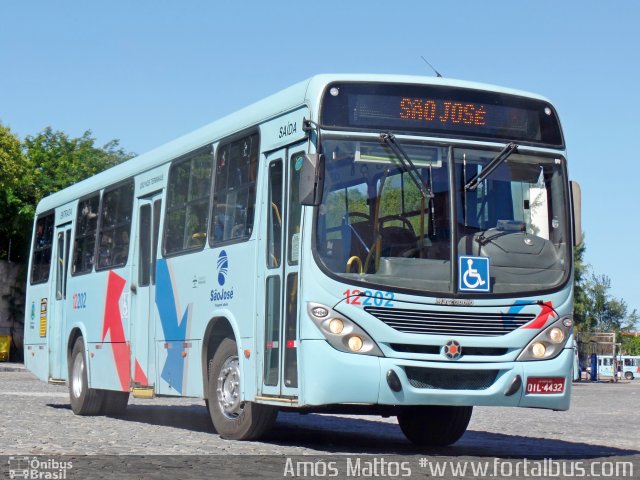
211, 250, 233, 303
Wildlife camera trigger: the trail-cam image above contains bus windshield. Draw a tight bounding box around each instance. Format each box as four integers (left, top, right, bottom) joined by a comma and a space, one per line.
315, 138, 569, 295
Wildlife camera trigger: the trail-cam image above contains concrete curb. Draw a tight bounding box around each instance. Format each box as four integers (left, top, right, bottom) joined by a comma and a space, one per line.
0, 363, 26, 373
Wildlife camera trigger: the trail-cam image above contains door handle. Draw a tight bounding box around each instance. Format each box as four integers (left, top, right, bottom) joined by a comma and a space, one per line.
130, 283, 137, 294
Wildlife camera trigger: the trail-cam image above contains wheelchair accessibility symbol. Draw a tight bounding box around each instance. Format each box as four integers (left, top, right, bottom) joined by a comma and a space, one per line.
459, 256, 490, 292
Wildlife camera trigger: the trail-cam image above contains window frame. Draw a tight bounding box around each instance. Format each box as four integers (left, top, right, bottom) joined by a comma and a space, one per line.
30, 211, 55, 285
162, 145, 215, 258
208, 129, 260, 248
71, 191, 102, 277
287, 150, 304, 266
312, 137, 572, 299
266, 158, 283, 269
95, 179, 135, 271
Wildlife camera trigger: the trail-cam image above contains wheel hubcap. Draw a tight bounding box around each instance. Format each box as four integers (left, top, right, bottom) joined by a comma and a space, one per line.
216, 356, 242, 418
72, 353, 84, 398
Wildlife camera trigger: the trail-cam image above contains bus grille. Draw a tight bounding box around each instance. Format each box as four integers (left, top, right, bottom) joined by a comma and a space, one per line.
364, 307, 534, 336
405, 367, 499, 390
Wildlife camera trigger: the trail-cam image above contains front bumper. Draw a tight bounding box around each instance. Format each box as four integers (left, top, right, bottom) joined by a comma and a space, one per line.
300, 339, 572, 411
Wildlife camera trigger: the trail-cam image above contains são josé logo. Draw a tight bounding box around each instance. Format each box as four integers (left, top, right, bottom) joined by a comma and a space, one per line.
217, 250, 228, 286
211, 250, 233, 304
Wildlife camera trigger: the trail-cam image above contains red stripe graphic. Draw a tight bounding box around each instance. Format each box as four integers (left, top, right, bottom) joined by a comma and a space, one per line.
523, 301, 556, 329
101, 271, 130, 391
134, 359, 148, 386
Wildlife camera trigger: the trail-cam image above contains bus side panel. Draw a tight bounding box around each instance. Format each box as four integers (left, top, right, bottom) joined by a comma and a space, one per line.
24, 284, 50, 382
154, 257, 202, 397
24, 212, 52, 382
67, 268, 132, 391
207, 243, 261, 402
154, 240, 258, 398
155, 340, 202, 396
24, 345, 49, 382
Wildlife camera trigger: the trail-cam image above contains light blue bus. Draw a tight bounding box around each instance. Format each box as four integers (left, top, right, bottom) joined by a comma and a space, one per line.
620, 356, 640, 380
596, 355, 640, 380
24, 74, 581, 446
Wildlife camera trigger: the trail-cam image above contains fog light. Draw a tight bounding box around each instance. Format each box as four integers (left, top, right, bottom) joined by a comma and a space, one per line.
532, 342, 547, 358
311, 307, 329, 318
347, 336, 363, 352
386, 369, 402, 392
329, 318, 344, 334
549, 327, 564, 344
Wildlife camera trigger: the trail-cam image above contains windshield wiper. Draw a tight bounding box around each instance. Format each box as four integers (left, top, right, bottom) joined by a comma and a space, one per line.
379, 133, 432, 199
465, 142, 519, 191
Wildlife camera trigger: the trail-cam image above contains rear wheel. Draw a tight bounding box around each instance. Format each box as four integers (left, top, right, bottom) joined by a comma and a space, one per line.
397, 405, 473, 446
625, 371, 634, 381
101, 390, 129, 416
207, 338, 278, 440
68, 337, 104, 415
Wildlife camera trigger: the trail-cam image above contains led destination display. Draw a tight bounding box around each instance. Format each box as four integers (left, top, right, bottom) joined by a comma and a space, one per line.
321, 83, 564, 147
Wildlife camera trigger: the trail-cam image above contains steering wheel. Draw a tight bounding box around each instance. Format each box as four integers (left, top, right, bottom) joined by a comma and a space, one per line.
348, 212, 370, 224
379, 214, 415, 235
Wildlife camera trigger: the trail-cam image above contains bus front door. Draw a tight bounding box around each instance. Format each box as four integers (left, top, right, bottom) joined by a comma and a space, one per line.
49, 224, 71, 381
131, 194, 162, 389
259, 145, 305, 399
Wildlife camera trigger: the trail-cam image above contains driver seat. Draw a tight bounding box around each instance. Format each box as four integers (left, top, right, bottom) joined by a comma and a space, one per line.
380, 226, 417, 257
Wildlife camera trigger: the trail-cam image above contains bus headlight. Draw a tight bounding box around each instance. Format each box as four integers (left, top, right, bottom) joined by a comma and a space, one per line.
329, 318, 344, 334
307, 302, 383, 356
517, 316, 572, 361
549, 327, 565, 344
348, 336, 364, 352
531, 342, 547, 358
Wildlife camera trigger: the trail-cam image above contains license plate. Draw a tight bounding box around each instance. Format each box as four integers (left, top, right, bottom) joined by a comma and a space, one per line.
525, 377, 565, 394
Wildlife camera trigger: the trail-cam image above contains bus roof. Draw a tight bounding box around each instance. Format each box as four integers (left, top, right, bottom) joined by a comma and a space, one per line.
35, 74, 553, 214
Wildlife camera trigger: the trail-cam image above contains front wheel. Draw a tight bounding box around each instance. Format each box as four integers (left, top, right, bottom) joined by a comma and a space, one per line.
625, 371, 634, 381
207, 338, 278, 440
397, 405, 472, 446
68, 337, 104, 415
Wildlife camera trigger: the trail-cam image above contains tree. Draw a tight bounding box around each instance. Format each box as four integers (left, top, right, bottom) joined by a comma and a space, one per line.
572, 239, 589, 329
0, 124, 134, 262
621, 335, 640, 355
0, 123, 28, 261
579, 272, 638, 333
573, 236, 638, 335
22, 128, 134, 203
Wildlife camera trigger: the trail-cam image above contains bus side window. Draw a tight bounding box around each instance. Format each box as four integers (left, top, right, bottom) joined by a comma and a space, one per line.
31, 212, 55, 284
96, 181, 134, 270
267, 160, 283, 268
288, 152, 303, 265
211, 133, 258, 245
73, 194, 100, 275
164, 148, 214, 255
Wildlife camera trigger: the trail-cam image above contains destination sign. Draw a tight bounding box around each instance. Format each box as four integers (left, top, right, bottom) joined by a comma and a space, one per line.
321, 83, 563, 147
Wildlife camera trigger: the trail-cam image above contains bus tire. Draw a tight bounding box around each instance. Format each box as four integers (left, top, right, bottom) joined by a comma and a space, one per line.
207, 338, 278, 440
101, 390, 130, 416
397, 405, 472, 446
625, 371, 634, 381
68, 337, 104, 415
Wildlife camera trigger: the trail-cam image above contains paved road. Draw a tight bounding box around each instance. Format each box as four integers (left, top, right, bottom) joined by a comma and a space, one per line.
1, 365, 638, 459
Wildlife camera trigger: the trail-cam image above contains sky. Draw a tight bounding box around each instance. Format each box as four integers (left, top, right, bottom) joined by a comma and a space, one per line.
1, 1, 639, 318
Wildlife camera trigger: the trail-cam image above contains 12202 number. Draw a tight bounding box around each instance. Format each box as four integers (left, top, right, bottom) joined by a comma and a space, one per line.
342, 289, 394, 307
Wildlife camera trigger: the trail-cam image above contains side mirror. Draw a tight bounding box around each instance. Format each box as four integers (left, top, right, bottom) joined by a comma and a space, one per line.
570, 180, 582, 246
299, 153, 325, 206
